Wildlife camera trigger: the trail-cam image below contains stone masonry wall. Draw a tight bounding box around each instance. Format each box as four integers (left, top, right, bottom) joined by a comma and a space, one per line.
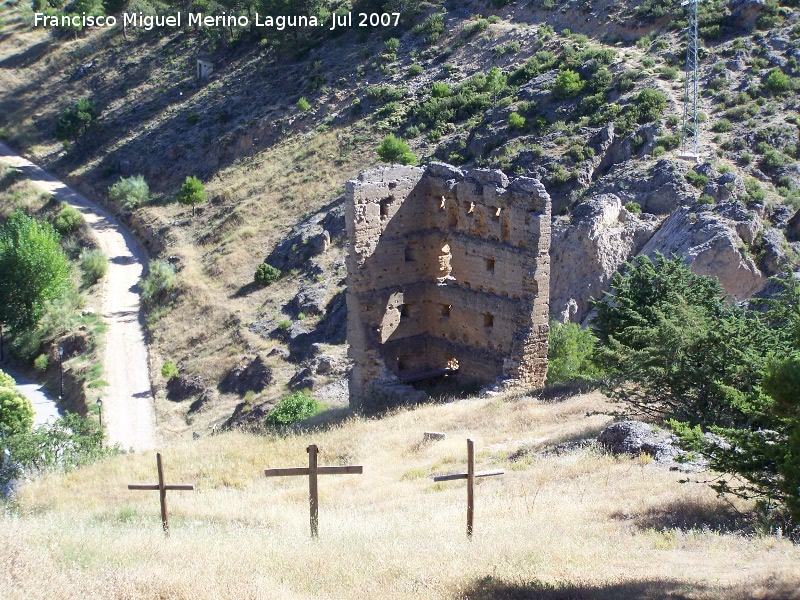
346, 163, 551, 411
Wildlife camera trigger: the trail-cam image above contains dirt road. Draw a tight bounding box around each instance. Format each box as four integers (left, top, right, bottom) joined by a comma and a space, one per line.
0, 142, 156, 451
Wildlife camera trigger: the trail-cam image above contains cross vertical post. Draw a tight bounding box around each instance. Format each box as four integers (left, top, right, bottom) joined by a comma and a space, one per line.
308, 444, 319, 538
433, 439, 504, 538
264, 445, 363, 538
467, 439, 475, 538
157, 452, 169, 535
128, 452, 195, 537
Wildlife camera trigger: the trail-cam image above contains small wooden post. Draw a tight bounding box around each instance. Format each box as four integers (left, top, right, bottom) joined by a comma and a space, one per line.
264, 444, 363, 538
157, 453, 168, 534
433, 439, 504, 538
308, 444, 319, 538
467, 439, 475, 537
128, 452, 195, 537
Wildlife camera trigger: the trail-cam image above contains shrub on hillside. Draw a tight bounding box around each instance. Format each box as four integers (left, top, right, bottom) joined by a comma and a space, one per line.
54, 98, 99, 141
384, 37, 400, 53
0, 210, 71, 333
34, 353, 49, 372
632, 88, 667, 123
764, 68, 792, 94
0, 369, 15, 389
552, 69, 584, 99
413, 13, 444, 42
712, 118, 733, 133
431, 82, 452, 98
53, 204, 85, 235
265, 391, 319, 426
297, 97, 311, 112
407, 64, 424, 77
80, 249, 108, 286
254, 263, 281, 287
685, 170, 709, 188
377, 135, 418, 165
161, 361, 179, 379
762, 149, 787, 170
5, 413, 118, 477
507, 112, 526, 130
140, 260, 175, 308
108, 175, 149, 210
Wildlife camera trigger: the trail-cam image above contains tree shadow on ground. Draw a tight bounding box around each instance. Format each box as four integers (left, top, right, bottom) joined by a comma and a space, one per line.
0, 40, 56, 70
610, 497, 759, 536
459, 576, 800, 600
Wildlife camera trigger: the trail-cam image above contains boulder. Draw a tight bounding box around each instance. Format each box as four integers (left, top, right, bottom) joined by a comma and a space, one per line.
728, 0, 767, 30
189, 387, 218, 413
702, 172, 745, 203
292, 285, 328, 316
167, 375, 206, 401
265, 202, 344, 272
219, 355, 272, 396
597, 420, 678, 463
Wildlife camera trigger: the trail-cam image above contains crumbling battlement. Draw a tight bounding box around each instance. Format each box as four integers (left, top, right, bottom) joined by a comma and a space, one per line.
345, 163, 551, 411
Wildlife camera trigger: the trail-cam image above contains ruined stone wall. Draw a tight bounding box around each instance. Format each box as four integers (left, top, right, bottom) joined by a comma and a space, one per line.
346, 163, 551, 410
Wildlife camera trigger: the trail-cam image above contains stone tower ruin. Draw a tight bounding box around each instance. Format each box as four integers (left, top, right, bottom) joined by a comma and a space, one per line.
345, 163, 551, 411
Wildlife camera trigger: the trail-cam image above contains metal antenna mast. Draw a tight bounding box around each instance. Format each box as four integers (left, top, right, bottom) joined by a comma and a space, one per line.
679, 0, 702, 161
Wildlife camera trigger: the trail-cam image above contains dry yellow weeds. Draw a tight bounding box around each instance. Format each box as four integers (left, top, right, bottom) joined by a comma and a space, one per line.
3, 392, 799, 599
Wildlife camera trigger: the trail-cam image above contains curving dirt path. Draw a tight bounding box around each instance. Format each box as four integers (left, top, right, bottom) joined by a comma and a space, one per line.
0, 142, 156, 451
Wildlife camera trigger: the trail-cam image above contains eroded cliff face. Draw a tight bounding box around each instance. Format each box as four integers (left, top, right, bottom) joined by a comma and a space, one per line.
549, 161, 797, 324
550, 194, 661, 323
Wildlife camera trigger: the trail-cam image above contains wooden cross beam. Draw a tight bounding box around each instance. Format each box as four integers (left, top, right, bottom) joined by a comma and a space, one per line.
264, 444, 363, 537
433, 439, 504, 537
128, 452, 195, 537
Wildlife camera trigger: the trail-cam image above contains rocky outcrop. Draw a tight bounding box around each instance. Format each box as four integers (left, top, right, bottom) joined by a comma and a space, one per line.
218, 355, 272, 396
167, 375, 206, 401
638, 204, 765, 300
597, 420, 679, 463
786, 209, 800, 243
264, 202, 345, 272
591, 159, 697, 214
550, 194, 661, 323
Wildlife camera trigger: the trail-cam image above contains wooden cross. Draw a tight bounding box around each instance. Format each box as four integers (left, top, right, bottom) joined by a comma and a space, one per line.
264, 444, 363, 537
433, 439, 504, 537
128, 452, 195, 536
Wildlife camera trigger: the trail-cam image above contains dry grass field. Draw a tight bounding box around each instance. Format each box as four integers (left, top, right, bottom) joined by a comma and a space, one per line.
3, 391, 799, 599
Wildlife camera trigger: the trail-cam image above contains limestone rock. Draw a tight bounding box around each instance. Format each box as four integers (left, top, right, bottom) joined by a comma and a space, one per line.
786, 209, 800, 243
597, 420, 678, 463
292, 285, 328, 316
702, 172, 745, 203
760, 226, 790, 275
728, 0, 767, 29
166, 375, 205, 402
638, 205, 765, 301
265, 202, 344, 272
219, 355, 272, 396
592, 159, 697, 214
189, 387, 218, 413
550, 194, 661, 323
